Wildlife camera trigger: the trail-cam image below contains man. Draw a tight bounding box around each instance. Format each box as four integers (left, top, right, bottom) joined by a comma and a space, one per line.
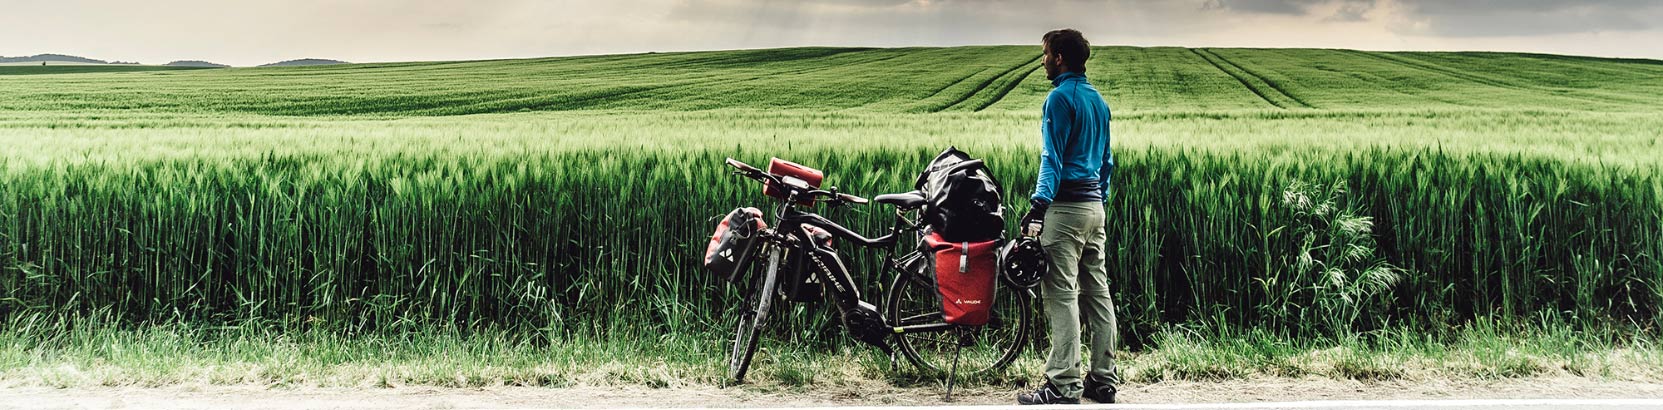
1016, 28, 1118, 405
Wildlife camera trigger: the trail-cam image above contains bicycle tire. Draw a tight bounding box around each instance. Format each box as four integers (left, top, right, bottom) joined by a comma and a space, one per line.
885, 253, 1031, 376
729, 246, 781, 383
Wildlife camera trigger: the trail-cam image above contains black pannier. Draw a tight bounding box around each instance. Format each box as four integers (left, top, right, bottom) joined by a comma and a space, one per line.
914, 147, 1005, 243
703, 207, 766, 284
782, 225, 834, 302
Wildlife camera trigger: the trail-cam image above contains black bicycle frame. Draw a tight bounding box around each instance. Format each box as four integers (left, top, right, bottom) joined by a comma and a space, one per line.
764, 195, 957, 336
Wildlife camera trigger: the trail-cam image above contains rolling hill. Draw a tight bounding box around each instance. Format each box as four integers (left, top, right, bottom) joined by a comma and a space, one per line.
0, 65, 212, 75
258, 58, 348, 67
0, 46, 1657, 117
0, 53, 111, 64
164, 60, 230, 68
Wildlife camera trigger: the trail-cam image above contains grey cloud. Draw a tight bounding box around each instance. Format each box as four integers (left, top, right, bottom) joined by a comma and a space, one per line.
1200, 0, 1376, 21
1398, 0, 1660, 14
1203, 0, 1323, 15
1393, 0, 1663, 37
663, 0, 1157, 48
1326, 1, 1371, 21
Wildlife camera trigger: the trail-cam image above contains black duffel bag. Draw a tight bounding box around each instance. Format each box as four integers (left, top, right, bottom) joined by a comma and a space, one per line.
915, 147, 1005, 243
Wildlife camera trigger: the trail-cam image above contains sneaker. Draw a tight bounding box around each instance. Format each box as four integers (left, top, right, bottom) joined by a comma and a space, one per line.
1083, 374, 1117, 403
1016, 382, 1079, 405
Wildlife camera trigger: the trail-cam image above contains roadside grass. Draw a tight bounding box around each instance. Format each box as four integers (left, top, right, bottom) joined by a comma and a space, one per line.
1130, 318, 1663, 384
3, 316, 1658, 390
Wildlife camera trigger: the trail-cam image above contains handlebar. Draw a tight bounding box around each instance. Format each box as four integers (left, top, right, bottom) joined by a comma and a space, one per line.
838, 193, 869, 205
725, 157, 763, 175
725, 157, 868, 206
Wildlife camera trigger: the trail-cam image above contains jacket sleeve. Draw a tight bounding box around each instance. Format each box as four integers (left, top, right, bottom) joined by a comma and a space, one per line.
1032, 92, 1072, 205
1098, 109, 1114, 202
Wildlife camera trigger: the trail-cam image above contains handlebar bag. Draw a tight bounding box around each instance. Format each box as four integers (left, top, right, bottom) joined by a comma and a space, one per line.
924, 231, 999, 326
704, 207, 767, 284
764, 158, 823, 206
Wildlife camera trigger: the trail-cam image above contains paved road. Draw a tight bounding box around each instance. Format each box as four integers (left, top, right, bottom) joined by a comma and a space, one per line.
4, 386, 1661, 409
779, 400, 1663, 410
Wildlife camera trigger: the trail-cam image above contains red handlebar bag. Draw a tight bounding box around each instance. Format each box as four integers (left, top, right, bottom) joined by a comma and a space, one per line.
924, 232, 998, 326
764, 158, 823, 206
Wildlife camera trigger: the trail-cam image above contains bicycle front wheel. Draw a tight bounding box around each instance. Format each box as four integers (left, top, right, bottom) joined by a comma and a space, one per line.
728, 246, 781, 383
885, 253, 1031, 376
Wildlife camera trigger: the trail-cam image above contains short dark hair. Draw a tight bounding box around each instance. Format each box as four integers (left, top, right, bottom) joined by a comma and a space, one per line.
1042, 29, 1090, 74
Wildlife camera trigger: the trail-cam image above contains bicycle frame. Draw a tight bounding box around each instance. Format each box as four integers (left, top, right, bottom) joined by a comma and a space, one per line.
722, 157, 1030, 385
758, 189, 958, 336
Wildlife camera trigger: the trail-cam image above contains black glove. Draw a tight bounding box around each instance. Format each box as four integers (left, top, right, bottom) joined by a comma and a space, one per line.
1021, 199, 1049, 238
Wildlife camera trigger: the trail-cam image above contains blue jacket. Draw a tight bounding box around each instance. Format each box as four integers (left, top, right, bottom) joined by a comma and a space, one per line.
1032, 71, 1114, 205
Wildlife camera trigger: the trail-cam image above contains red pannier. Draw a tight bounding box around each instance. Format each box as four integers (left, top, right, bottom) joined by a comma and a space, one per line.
704, 207, 767, 284
763, 158, 823, 206
923, 232, 999, 326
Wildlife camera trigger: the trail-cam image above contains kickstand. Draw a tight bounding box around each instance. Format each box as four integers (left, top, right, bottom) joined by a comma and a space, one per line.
945, 338, 962, 402
888, 346, 899, 372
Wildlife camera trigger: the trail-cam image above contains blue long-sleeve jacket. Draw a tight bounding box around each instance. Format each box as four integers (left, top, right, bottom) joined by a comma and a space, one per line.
1032, 71, 1114, 205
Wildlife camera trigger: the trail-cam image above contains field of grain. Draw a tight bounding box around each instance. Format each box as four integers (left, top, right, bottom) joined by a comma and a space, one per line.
0, 46, 1660, 357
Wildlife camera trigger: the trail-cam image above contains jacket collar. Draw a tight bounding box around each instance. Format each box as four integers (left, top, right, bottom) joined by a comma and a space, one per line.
1051, 71, 1085, 87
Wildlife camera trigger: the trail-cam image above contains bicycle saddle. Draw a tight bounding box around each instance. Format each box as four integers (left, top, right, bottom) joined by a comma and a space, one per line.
874, 191, 926, 209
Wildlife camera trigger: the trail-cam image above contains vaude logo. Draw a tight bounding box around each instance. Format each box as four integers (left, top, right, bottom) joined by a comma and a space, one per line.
719, 249, 734, 261
954, 299, 983, 305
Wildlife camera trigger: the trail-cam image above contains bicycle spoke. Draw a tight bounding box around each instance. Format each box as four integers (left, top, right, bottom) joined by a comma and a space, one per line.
903, 272, 932, 288
888, 252, 1031, 377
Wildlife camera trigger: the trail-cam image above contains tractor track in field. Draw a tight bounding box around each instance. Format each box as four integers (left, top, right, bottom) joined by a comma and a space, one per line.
936, 54, 1042, 113
1341, 50, 1646, 107
1302, 60, 1469, 108
909, 67, 993, 113
1191, 48, 1313, 109
564, 49, 906, 90
1190, 48, 1286, 109
425, 51, 914, 115
972, 56, 1043, 112
636, 47, 876, 72
1202, 48, 1315, 108
454, 49, 896, 99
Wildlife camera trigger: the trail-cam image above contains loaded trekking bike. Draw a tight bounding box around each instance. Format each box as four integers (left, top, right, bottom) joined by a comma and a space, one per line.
713, 157, 1032, 385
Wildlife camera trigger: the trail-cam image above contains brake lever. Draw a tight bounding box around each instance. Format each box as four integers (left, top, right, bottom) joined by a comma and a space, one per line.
825, 187, 843, 208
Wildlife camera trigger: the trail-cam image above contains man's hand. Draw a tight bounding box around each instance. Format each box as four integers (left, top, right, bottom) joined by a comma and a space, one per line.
1021, 200, 1048, 238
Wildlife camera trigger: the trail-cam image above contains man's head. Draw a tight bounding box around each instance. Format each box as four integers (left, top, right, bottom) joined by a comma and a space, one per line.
1042, 29, 1090, 81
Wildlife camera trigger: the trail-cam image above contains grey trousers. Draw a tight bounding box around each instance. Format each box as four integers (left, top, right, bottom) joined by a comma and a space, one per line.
1038, 201, 1118, 398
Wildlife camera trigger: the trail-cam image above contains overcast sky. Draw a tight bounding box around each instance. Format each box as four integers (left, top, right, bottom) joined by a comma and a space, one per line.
4, 0, 1661, 66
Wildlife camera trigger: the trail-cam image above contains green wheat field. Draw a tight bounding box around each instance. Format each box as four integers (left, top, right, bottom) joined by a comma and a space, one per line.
1, 46, 1661, 387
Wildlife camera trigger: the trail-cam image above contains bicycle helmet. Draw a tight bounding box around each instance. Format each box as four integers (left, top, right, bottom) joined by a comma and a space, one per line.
1000, 237, 1048, 289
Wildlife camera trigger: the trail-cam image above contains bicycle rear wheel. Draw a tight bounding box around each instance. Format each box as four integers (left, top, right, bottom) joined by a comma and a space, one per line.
729, 246, 781, 383
885, 253, 1031, 376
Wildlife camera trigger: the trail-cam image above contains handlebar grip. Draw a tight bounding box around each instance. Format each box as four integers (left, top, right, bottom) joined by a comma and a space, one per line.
838, 193, 869, 205
725, 157, 762, 174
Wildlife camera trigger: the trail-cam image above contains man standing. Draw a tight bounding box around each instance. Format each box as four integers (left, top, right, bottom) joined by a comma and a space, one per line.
1016, 28, 1118, 405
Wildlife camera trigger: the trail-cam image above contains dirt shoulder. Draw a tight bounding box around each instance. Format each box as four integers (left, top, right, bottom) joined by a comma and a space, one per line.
5, 376, 1663, 409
